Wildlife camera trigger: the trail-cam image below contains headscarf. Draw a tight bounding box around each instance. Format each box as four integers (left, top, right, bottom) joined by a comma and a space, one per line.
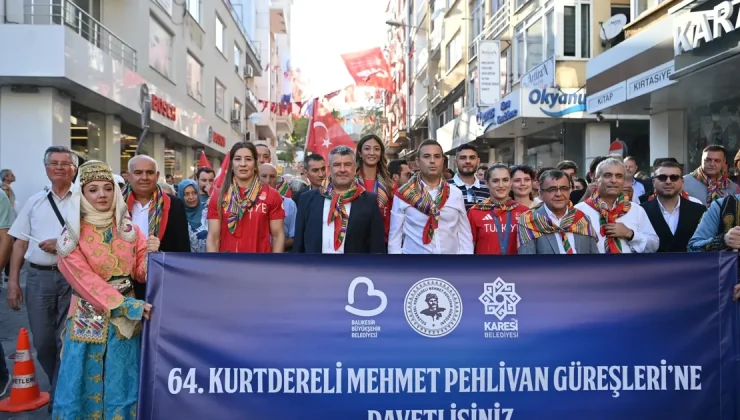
57, 161, 137, 258
177, 179, 204, 230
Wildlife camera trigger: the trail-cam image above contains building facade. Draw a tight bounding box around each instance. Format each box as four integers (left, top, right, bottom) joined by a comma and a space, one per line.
0, 0, 264, 204
587, 0, 739, 174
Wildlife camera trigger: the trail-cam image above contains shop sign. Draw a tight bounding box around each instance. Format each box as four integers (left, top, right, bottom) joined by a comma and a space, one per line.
528, 88, 586, 117
477, 40, 501, 106
151, 94, 177, 121
674, 1, 738, 56
212, 130, 226, 147
476, 94, 519, 129
586, 83, 626, 114
626, 61, 675, 100
520, 57, 555, 89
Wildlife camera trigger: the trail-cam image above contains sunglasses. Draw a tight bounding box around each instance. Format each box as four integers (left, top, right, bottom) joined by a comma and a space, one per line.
654, 174, 682, 182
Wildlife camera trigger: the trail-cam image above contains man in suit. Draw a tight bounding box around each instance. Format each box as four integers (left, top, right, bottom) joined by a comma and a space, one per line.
518, 169, 599, 254
292, 154, 326, 206
642, 160, 705, 252
124, 155, 191, 299
293, 146, 385, 254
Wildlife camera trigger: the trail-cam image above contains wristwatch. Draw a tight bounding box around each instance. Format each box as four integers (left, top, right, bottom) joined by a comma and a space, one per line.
627, 229, 635, 241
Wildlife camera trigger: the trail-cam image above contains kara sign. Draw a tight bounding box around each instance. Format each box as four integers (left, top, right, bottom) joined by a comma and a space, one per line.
586, 83, 626, 114
478, 40, 501, 106
626, 61, 675, 99
674, 1, 740, 56
520, 57, 554, 89
526, 88, 586, 118
151, 94, 177, 121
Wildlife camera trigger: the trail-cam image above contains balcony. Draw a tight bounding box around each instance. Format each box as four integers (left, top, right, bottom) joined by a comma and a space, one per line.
481, 0, 511, 41
415, 0, 427, 30
414, 46, 428, 78
276, 113, 293, 136
223, 0, 262, 75
431, 0, 447, 20
245, 87, 259, 113
430, 20, 443, 57
269, 0, 288, 35
20, 0, 137, 70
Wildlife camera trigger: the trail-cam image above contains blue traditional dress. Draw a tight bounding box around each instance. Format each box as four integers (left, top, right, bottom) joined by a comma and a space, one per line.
53, 162, 148, 420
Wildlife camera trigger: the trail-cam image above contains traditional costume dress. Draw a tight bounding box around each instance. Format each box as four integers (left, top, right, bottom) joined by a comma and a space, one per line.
688, 194, 740, 251
467, 198, 529, 255
53, 161, 148, 420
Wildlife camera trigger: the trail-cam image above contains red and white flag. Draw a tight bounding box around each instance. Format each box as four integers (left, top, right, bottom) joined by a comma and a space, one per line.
305, 98, 356, 162
211, 155, 231, 194
340, 47, 393, 91
198, 151, 212, 169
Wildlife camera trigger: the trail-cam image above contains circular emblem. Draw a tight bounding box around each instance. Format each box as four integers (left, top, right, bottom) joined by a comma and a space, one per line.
404, 278, 463, 338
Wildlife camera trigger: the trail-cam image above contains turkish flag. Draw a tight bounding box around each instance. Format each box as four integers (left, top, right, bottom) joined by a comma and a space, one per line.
305, 98, 356, 161
212, 155, 231, 193
341, 47, 393, 91
198, 151, 212, 169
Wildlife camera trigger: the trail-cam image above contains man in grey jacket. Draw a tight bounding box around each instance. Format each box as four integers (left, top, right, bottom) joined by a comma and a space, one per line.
683, 145, 740, 207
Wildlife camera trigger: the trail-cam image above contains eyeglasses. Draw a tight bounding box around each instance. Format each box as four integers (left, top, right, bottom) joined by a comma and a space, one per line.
541, 186, 571, 194
654, 174, 682, 182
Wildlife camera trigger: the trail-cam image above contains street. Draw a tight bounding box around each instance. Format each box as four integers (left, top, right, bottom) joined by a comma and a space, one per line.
0, 275, 51, 420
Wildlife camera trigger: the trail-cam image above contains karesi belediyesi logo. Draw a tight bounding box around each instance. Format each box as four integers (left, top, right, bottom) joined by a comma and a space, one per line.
479, 277, 521, 339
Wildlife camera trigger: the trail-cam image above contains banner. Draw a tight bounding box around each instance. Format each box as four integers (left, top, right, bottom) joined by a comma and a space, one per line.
138, 253, 740, 420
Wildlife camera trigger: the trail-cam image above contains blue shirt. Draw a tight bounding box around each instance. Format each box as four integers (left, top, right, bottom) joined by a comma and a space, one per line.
282, 197, 297, 239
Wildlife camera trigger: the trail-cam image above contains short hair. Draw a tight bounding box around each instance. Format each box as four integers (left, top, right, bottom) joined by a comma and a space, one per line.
0, 169, 11, 182
304, 153, 325, 169
456, 144, 478, 155
654, 160, 683, 173
128, 155, 158, 173
259, 163, 277, 173
388, 159, 408, 177
653, 157, 679, 167
703, 144, 727, 161
255, 143, 270, 151
476, 165, 488, 172
624, 156, 637, 164
484, 163, 510, 181
417, 139, 443, 155
556, 160, 578, 172
510, 164, 536, 180
328, 145, 355, 165
196, 167, 214, 179
595, 157, 625, 179
538, 169, 569, 187
589, 156, 608, 176
536, 166, 555, 181
44, 146, 79, 167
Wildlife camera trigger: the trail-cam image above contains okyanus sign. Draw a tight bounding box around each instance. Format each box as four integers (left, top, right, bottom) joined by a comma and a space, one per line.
139, 253, 740, 420
528, 88, 586, 117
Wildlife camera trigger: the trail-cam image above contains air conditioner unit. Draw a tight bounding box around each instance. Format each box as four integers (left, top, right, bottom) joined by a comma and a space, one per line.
244, 64, 254, 78
231, 109, 240, 122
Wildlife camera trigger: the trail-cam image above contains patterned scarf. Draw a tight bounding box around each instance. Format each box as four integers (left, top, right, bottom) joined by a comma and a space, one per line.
396, 173, 450, 244
648, 190, 690, 201
357, 170, 389, 211
585, 192, 631, 253
221, 176, 262, 234
691, 167, 730, 206
518, 204, 597, 254
276, 176, 292, 198
123, 184, 170, 241
320, 178, 364, 250
471, 198, 520, 212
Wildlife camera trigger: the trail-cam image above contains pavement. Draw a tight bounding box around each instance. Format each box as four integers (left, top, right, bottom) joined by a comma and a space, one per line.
0, 273, 52, 420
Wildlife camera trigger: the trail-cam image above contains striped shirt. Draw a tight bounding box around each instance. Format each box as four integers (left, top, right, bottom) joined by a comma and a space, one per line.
448, 174, 490, 211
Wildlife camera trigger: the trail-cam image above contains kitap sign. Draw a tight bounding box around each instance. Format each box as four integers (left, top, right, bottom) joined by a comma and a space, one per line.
674, 1, 740, 55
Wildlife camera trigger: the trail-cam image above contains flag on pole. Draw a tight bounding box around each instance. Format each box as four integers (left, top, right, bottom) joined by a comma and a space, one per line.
198, 151, 212, 169
305, 99, 356, 163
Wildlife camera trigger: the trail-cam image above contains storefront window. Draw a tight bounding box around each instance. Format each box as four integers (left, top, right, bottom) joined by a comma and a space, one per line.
688, 97, 740, 175
164, 139, 186, 182
523, 125, 564, 168
70, 102, 106, 165
120, 121, 143, 175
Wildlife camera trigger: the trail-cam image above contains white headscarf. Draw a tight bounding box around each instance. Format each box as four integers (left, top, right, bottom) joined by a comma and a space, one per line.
57, 161, 137, 258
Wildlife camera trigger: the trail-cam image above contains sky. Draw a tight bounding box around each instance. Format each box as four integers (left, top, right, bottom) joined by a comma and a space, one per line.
290, 0, 388, 99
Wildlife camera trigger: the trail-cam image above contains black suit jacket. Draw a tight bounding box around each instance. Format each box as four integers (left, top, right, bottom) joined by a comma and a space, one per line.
641, 196, 706, 252
293, 189, 386, 254
134, 194, 191, 299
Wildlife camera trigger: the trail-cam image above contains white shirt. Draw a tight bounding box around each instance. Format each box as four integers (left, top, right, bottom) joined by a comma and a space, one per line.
388, 181, 474, 254
631, 179, 646, 200
321, 199, 351, 254
575, 200, 659, 253
8, 188, 73, 265
656, 197, 680, 235
132, 200, 151, 236
543, 204, 577, 254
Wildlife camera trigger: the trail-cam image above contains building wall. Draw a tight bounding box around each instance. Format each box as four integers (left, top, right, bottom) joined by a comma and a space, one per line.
254, 0, 278, 144
440, 0, 466, 97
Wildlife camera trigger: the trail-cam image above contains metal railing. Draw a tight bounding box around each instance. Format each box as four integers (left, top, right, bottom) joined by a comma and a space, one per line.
21, 0, 137, 70
414, 46, 428, 77
480, 0, 510, 42
245, 87, 259, 111
224, 0, 261, 68
430, 23, 442, 52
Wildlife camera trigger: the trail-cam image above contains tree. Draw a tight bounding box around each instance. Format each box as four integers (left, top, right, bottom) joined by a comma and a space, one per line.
277, 151, 294, 163
358, 106, 383, 138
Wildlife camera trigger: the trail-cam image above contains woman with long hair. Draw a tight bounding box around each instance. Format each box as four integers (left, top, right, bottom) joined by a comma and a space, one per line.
54, 161, 154, 419
510, 165, 538, 208
206, 142, 285, 253
468, 164, 530, 255
355, 134, 393, 239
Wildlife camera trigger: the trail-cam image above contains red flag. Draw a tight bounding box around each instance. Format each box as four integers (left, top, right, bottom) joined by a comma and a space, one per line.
305, 99, 356, 162
198, 151, 212, 169
212, 155, 231, 194
340, 47, 393, 91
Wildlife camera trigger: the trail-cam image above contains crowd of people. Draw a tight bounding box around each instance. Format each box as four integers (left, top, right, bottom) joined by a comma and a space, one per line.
0, 136, 739, 418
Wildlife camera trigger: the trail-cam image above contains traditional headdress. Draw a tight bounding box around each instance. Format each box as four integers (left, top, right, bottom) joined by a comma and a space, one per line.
57, 160, 137, 257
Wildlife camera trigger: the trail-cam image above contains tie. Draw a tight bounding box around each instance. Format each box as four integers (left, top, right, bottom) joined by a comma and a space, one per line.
560, 232, 574, 254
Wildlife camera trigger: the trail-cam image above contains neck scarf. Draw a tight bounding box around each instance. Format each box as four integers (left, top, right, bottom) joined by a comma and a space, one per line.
320, 178, 364, 250
177, 180, 204, 230
648, 190, 690, 201
691, 167, 730, 206
585, 192, 631, 253
357, 169, 389, 210
221, 176, 262, 234
518, 203, 597, 254
395, 173, 450, 244
471, 198, 520, 212
123, 184, 170, 241
276, 176, 292, 198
